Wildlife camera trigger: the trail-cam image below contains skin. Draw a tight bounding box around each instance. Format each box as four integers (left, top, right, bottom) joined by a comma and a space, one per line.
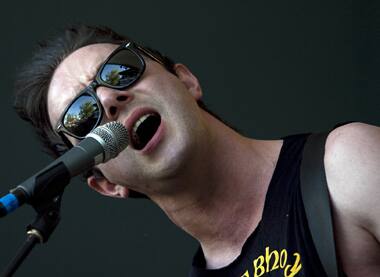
325, 123, 380, 276
47, 43, 380, 274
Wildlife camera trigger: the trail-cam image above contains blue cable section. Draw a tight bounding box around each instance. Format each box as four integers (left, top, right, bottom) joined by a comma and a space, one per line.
0, 194, 19, 214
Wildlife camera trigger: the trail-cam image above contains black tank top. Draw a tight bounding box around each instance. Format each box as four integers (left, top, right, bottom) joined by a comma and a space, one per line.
189, 133, 327, 277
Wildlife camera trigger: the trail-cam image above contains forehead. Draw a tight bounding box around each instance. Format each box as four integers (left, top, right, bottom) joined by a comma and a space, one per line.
47, 43, 118, 128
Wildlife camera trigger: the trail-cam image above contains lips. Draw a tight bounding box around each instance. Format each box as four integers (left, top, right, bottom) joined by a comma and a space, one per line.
125, 108, 162, 151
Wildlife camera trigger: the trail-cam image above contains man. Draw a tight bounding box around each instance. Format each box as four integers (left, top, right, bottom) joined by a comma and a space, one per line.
14, 25, 380, 276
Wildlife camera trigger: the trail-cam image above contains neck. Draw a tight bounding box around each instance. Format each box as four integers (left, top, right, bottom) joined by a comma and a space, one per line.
150, 112, 283, 269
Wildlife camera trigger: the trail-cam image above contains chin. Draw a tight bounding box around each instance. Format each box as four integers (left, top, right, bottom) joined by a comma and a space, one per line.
152, 131, 197, 182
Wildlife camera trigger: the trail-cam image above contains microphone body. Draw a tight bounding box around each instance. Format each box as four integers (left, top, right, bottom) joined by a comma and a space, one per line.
0, 121, 128, 217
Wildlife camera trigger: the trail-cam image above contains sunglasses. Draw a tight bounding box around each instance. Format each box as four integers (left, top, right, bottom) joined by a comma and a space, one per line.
55, 41, 165, 145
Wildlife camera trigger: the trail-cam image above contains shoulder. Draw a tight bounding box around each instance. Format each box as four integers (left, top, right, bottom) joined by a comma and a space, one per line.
324, 122, 380, 178
324, 122, 380, 238
325, 122, 380, 169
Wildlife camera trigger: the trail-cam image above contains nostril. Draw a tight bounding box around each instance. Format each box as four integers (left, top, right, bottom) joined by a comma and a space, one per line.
116, 95, 128, 101
109, 106, 117, 116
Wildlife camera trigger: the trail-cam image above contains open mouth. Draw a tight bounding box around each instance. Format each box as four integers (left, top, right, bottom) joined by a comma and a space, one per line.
131, 112, 161, 150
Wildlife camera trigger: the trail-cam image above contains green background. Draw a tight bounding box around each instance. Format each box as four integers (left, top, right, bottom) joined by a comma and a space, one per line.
0, 0, 378, 276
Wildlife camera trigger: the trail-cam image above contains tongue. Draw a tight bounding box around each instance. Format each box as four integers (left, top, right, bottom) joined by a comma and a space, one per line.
134, 115, 161, 150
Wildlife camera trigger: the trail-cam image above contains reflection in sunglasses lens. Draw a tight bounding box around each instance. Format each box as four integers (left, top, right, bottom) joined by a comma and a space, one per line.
63, 95, 100, 137
101, 49, 142, 87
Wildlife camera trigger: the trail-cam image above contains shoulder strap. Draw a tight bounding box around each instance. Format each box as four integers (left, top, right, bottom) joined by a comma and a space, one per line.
300, 132, 339, 277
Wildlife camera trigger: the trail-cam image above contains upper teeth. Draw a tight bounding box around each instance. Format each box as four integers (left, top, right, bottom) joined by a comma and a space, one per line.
132, 113, 155, 134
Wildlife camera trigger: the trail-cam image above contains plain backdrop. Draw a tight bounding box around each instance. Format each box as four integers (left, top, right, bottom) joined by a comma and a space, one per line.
0, 0, 379, 276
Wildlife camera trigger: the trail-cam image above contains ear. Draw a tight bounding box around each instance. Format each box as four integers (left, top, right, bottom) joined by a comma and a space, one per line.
174, 63, 203, 100
87, 175, 130, 199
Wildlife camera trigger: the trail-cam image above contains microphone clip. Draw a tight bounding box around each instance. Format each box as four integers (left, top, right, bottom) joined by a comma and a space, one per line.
28, 193, 63, 244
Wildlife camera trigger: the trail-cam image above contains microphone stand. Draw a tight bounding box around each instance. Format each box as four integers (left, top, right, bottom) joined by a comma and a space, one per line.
2, 194, 63, 277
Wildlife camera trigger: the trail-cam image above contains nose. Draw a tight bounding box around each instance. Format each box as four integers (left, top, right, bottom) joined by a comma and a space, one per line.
96, 86, 133, 120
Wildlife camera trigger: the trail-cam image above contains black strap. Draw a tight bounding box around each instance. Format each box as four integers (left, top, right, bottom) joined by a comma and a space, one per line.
300, 132, 339, 277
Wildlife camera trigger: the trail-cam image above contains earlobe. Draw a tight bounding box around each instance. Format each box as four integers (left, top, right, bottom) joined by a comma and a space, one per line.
87, 175, 129, 198
174, 63, 203, 100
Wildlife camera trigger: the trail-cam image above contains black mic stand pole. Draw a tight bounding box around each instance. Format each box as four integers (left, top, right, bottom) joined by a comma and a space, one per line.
2, 194, 63, 277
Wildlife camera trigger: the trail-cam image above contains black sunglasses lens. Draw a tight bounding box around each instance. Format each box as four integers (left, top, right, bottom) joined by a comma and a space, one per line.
100, 49, 143, 87
63, 94, 100, 137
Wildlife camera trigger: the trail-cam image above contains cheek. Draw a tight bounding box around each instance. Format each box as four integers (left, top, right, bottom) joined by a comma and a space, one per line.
97, 160, 122, 184
97, 151, 132, 184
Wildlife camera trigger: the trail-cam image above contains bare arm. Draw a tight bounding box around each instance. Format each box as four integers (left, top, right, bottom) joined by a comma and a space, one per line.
325, 122, 380, 275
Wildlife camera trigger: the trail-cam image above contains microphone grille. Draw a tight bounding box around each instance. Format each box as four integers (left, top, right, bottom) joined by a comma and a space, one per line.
90, 121, 129, 161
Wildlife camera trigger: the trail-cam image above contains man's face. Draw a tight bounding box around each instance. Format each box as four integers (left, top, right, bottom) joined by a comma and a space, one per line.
47, 43, 205, 196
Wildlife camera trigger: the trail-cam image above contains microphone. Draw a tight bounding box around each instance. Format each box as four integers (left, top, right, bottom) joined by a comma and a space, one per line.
0, 121, 129, 217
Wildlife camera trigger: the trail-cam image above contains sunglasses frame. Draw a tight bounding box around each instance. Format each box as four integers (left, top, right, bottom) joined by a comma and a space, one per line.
55, 41, 166, 145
